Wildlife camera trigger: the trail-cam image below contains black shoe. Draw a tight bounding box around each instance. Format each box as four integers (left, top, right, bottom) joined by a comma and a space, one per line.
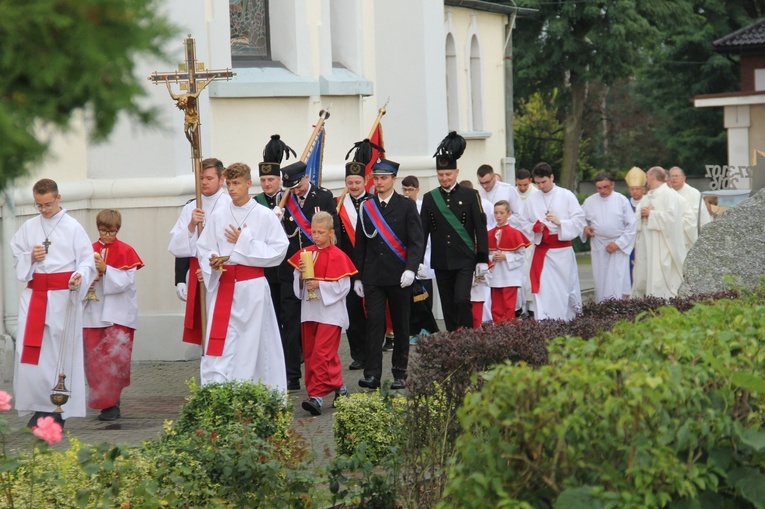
358, 376, 381, 389
382, 339, 394, 352
301, 397, 322, 416
349, 360, 364, 371
333, 387, 349, 408
287, 379, 300, 392
515, 308, 523, 318
27, 411, 47, 429
390, 378, 407, 390
98, 405, 121, 421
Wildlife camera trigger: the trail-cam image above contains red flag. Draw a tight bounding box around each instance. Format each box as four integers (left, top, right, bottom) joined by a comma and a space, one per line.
364, 123, 384, 192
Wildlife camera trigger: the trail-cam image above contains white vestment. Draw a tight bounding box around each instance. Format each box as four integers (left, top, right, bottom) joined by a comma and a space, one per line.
517, 185, 537, 310
632, 183, 687, 299
196, 200, 289, 390
11, 210, 96, 419
675, 183, 711, 245
168, 188, 231, 259
293, 270, 351, 328
581, 192, 636, 302
521, 185, 586, 321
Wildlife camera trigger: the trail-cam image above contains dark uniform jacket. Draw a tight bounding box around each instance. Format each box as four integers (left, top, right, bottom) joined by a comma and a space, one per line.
354, 191, 424, 287
279, 183, 338, 281
421, 184, 489, 270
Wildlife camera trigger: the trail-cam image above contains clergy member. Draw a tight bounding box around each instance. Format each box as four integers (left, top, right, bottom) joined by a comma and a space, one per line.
196, 163, 289, 390
580, 172, 636, 302
476, 164, 525, 230
669, 166, 712, 246
631, 166, 688, 299
515, 167, 537, 317
521, 162, 586, 321
168, 158, 231, 346
11, 178, 96, 428
625, 166, 647, 284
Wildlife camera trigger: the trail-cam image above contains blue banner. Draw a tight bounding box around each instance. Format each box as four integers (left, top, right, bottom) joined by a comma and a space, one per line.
306, 127, 325, 185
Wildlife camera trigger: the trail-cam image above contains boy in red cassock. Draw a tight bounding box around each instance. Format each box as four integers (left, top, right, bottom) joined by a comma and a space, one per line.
487, 200, 530, 323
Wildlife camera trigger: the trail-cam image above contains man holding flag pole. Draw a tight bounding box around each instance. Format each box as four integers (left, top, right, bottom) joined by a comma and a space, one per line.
275, 110, 338, 392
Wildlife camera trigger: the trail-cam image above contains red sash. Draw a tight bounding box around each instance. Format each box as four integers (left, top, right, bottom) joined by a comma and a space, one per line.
285, 194, 314, 243
337, 201, 356, 247
362, 200, 407, 263
23, 271, 74, 364
208, 265, 265, 356
183, 257, 203, 345
530, 225, 571, 294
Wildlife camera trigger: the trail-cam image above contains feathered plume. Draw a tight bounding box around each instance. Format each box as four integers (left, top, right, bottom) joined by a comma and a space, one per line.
432, 131, 466, 160
345, 138, 385, 164
262, 134, 296, 164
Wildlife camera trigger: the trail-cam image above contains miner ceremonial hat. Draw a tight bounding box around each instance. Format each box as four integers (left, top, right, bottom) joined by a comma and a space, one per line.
281, 161, 307, 189
344, 138, 385, 178
259, 134, 296, 178
625, 166, 647, 187
371, 158, 399, 175
433, 131, 466, 170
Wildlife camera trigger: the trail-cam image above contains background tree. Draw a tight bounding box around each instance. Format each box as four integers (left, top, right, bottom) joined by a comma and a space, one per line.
511, 0, 684, 189
0, 0, 176, 190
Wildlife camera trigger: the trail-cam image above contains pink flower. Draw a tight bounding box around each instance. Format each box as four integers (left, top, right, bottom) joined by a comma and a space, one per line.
0, 391, 11, 412
32, 416, 63, 445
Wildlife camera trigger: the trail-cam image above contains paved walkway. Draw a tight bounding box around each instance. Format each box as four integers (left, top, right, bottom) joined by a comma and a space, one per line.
0, 258, 594, 458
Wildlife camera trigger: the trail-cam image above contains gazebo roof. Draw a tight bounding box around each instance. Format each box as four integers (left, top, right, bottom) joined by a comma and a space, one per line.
714, 18, 765, 52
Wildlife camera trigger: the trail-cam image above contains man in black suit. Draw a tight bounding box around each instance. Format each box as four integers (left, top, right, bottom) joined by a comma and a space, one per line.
421, 131, 489, 331
277, 160, 338, 391
337, 158, 372, 371
354, 158, 424, 390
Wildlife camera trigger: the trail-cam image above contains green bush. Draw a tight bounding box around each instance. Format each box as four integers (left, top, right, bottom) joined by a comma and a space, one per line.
440, 296, 765, 508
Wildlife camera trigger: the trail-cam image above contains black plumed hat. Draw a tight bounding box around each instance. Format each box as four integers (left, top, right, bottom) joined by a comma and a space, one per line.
433, 131, 466, 170
259, 134, 296, 177
344, 138, 384, 178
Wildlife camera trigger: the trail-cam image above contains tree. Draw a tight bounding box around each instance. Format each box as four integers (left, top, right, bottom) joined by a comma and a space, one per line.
634, 0, 765, 175
511, 0, 685, 189
0, 0, 177, 190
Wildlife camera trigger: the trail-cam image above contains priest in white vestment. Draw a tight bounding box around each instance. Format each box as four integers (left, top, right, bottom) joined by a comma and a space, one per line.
521, 163, 586, 321
515, 168, 538, 315
11, 179, 96, 427
669, 166, 711, 247
196, 163, 288, 391
632, 167, 688, 299
580, 173, 636, 302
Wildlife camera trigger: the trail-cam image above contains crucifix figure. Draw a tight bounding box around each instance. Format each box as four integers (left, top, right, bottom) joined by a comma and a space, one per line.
148, 34, 235, 158
42, 239, 51, 254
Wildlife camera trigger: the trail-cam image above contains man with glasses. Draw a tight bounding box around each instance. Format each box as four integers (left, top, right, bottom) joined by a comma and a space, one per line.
11, 178, 96, 429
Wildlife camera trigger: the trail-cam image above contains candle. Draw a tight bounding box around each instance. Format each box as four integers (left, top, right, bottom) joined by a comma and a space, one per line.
300, 251, 315, 279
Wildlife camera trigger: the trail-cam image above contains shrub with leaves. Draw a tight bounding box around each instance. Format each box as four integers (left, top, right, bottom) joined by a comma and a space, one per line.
441, 293, 765, 508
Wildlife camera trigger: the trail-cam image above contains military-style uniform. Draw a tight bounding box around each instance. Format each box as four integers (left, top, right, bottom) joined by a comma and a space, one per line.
354, 160, 424, 386
279, 161, 338, 388
423, 132, 489, 331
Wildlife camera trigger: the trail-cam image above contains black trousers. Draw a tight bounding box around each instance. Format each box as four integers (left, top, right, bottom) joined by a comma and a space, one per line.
409, 279, 439, 334
345, 290, 367, 364
435, 267, 474, 331
280, 273, 303, 382
363, 284, 411, 380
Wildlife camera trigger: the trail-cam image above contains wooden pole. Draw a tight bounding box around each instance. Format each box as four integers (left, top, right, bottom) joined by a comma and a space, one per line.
279, 108, 331, 209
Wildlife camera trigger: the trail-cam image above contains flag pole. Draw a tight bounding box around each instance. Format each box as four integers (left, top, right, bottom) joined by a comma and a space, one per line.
279, 108, 331, 209
336, 103, 387, 211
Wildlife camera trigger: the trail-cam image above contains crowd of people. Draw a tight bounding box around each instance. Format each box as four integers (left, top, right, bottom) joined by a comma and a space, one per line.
11, 131, 713, 424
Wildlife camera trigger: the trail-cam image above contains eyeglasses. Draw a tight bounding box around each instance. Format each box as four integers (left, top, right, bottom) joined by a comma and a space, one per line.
98, 229, 119, 236
34, 199, 59, 211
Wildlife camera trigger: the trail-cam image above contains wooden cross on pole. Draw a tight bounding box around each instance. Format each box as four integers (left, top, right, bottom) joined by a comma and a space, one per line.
148, 34, 235, 352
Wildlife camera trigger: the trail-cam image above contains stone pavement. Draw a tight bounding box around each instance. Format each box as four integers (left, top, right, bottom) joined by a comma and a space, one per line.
0, 258, 594, 459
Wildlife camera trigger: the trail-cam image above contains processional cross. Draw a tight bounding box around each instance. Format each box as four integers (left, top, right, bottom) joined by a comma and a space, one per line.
148, 35, 235, 350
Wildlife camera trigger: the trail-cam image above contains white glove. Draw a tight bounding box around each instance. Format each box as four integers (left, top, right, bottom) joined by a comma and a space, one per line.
417, 263, 427, 280
400, 270, 415, 288
176, 282, 188, 302
353, 280, 365, 298
273, 207, 284, 220
475, 263, 489, 278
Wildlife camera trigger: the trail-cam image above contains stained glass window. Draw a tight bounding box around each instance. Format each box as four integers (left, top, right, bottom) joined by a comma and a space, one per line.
230, 0, 270, 63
